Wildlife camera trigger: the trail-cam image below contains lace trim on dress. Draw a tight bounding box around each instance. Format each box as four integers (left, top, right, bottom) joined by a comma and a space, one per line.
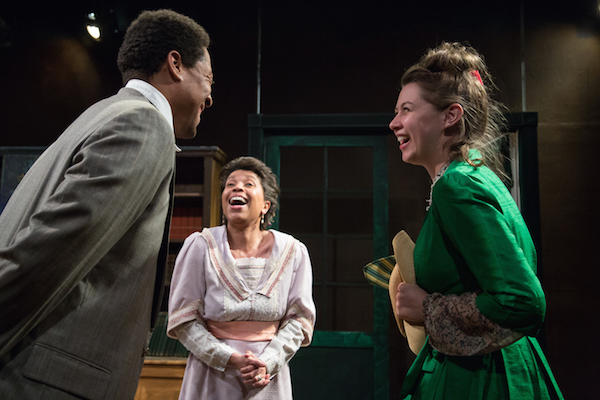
199, 228, 298, 301
423, 292, 523, 356
426, 161, 452, 211
236, 257, 267, 291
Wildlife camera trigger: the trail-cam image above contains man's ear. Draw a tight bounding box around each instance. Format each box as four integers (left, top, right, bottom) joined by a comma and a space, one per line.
166, 50, 184, 82
445, 103, 464, 129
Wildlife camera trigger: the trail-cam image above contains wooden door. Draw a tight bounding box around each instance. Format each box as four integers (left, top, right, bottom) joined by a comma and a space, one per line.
264, 134, 390, 400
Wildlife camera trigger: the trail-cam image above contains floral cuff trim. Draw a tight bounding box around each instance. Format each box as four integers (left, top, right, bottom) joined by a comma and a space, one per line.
423, 292, 523, 356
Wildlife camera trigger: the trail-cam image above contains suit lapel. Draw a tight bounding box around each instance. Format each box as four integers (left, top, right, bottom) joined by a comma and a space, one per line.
150, 170, 175, 328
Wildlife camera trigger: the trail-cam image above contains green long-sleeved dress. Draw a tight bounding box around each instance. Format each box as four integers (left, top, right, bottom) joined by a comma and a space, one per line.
400, 157, 563, 399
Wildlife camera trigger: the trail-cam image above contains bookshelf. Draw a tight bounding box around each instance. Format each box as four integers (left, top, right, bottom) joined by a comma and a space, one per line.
136, 146, 227, 400
172, 146, 227, 233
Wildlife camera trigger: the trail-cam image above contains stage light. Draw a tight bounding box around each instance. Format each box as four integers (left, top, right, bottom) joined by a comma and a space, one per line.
86, 25, 101, 40
85, 12, 101, 40
84, 8, 124, 42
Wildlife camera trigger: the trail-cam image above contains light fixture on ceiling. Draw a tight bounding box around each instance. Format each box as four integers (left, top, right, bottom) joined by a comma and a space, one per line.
86, 13, 101, 40
84, 8, 124, 42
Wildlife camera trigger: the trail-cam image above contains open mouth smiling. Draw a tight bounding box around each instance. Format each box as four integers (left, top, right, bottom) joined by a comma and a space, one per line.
398, 135, 410, 145
229, 196, 247, 206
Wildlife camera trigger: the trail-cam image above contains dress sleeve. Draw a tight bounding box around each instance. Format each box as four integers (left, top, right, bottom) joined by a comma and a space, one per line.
0, 104, 174, 358
173, 321, 236, 372
423, 292, 524, 356
167, 232, 237, 372
258, 241, 316, 376
432, 172, 545, 336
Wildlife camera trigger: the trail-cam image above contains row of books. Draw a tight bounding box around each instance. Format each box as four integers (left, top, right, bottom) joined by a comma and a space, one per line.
147, 312, 190, 358
170, 207, 203, 240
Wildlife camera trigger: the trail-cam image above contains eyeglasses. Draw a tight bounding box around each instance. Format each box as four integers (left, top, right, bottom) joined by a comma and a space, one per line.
204, 74, 214, 108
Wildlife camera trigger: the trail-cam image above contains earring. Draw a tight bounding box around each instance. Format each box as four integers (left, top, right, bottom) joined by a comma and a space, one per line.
261, 214, 265, 224
221, 214, 226, 225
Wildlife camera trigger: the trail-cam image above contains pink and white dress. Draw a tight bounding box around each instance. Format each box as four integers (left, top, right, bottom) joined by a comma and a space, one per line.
167, 225, 316, 399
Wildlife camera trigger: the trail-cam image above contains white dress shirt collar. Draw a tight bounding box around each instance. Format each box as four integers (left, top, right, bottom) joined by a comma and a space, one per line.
125, 79, 181, 151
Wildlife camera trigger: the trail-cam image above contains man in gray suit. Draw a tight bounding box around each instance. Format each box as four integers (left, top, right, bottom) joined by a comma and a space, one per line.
0, 9, 213, 399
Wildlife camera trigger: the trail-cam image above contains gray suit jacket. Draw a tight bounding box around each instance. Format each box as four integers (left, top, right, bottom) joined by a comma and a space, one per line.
0, 88, 175, 400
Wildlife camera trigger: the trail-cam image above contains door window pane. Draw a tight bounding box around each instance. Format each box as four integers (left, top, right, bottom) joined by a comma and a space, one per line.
328, 147, 373, 191
277, 144, 375, 332
327, 196, 373, 235
279, 196, 323, 234
279, 146, 324, 190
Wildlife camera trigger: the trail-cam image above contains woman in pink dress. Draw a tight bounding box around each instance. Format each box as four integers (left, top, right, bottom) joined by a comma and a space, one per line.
167, 156, 316, 399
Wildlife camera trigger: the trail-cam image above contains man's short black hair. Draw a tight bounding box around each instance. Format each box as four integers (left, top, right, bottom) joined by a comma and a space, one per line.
117, 9, 210, 84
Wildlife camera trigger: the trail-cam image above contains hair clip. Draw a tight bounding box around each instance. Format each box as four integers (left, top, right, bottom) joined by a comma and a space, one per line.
469, 70, 483, 86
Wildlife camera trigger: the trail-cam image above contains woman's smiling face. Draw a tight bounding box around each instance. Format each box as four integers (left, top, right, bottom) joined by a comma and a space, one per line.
389, 82, 452, 177
222, 170, 270, 227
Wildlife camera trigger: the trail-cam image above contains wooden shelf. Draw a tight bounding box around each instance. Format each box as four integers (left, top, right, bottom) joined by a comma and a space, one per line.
174, 184, 204, 197
134, 358, 188, 400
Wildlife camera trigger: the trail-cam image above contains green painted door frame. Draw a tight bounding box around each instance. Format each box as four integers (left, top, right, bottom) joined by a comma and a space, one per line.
248, 114, 391, 399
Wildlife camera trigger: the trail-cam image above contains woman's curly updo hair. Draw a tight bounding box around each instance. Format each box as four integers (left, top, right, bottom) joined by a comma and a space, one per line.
401, 42, 508, 180
219, 156, 280, 230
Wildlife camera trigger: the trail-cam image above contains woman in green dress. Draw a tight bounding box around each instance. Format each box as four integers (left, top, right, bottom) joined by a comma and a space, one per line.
389, 42, 564, 399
